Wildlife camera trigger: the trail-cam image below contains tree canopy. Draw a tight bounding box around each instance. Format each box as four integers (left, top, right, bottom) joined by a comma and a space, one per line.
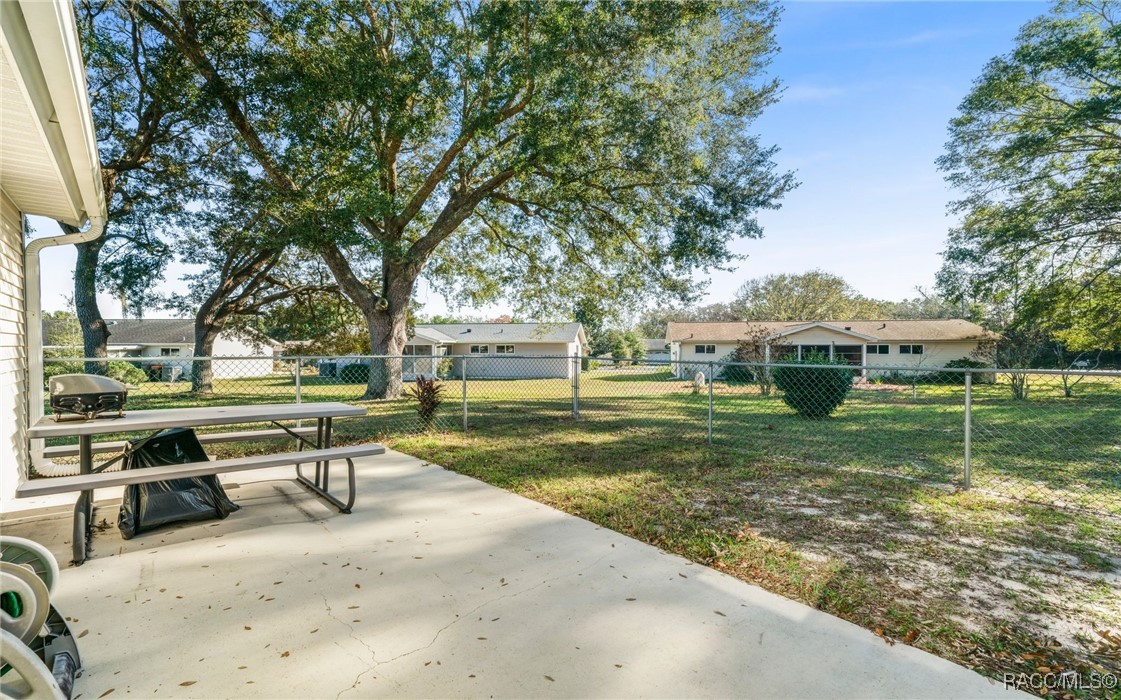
135, 0, 795, 396
732, 270, 886, 321
937, 0, 1121, 349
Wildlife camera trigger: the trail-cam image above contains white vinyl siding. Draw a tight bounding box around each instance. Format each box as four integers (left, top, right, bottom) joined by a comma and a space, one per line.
0, 190, 28, 502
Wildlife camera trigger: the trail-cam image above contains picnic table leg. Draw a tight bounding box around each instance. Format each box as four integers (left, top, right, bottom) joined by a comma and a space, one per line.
293, 417, 353, 514
322, 417, 332, 491
72, 435, 94, 565
314, 417, 323, 485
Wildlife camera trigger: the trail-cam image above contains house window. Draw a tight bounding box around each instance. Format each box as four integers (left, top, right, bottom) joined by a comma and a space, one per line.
495, 345, 515, 354
866, 344, 889, 355
695, 344, 716, 354
469, 345, 489, 354
160, 348, 180, 357
899, 344, 924, 355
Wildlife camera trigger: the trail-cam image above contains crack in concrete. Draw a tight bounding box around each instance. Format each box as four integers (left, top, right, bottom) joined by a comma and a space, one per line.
378, 551, 614, 667
321, 594, 397, 700
332, 551, 613, 697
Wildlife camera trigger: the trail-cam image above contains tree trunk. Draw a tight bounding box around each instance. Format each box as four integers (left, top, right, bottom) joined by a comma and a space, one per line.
362, 272, 414, 400
74, 236, 109, 375
192, 323, 220, 394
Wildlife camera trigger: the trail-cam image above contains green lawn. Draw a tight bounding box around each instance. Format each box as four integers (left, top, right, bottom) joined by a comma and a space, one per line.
47, 367, 1121, 514
39, 366, 1121, 695
387, 420, 1120, 697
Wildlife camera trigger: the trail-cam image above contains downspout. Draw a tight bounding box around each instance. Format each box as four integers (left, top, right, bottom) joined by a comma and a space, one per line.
25, 215, 106, 474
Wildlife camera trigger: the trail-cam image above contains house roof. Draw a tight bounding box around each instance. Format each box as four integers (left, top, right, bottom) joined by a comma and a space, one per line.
103, 319, 196, 345
44, 318, 279, 347
415, 322, 586, 345
666, 319, 997, 343
1, 0, 105, 225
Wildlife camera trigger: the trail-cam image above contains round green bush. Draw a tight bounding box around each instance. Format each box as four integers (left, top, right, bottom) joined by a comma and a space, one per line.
339, 362, 371, 384
722, 364, 754, 383
772, 354, 853, 418
43, 359, 146, 386
106, 361, 147, 385
932, 357, 991, 384
43, 361, 82, 387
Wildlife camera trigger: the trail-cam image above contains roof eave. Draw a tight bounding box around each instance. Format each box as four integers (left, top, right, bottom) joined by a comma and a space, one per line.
2, 0, 105, 226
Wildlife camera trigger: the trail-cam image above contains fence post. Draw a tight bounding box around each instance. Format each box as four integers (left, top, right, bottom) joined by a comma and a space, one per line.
963, 370, 972, 491
462, 356, 468, 431
707, 361, 714, 445
572, 355, 581, 419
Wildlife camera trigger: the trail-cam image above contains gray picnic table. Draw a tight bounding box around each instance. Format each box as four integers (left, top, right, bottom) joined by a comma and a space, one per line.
23, 402, 381, 564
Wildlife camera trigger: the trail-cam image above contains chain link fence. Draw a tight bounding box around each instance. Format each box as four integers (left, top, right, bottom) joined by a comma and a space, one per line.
39, 354, 1121, 515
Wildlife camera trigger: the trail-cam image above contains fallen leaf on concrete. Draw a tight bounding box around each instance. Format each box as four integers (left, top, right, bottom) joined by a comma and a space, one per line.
244, 626, 252, 630
544, 675, 554, 682
625, 598, 636, 602
179, 681, 196, 687
280, 651, 290, 658
78, 630, 89, 639
98, 690, 114, 698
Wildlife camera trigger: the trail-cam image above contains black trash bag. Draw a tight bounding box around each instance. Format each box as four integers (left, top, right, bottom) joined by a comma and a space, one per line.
118, 428, 239, 539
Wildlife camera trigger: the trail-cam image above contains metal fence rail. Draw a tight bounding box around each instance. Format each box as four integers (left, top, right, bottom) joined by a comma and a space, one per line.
39, 354, 1121, 515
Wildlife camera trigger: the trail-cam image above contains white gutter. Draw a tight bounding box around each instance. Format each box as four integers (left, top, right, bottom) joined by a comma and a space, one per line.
25, 216, 106, 474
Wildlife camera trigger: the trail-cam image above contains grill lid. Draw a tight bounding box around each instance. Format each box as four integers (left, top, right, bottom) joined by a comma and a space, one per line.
49, 373, 127, 396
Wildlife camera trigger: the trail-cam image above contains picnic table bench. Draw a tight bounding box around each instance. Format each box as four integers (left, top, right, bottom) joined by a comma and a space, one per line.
20, 403, 383, 564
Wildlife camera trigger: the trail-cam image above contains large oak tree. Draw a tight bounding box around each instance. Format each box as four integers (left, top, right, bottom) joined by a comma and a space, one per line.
938, 0, 1121, 349
136, 0, 794, 397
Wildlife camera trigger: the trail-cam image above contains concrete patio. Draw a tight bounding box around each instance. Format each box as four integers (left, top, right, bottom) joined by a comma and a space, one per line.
2, 448, 1021, 699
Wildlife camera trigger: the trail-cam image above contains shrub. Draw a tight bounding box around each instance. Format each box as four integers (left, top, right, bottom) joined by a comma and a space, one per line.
437, 357, 454, 379
43, 360, 82, 387
106, 361, 147, 386
931, 357, 991, 384
721, 343, 756, 383
772, 353, 853, 418
406, 375, 445, 430
339, 362, 370, 384
581, 358, 600, 371
43, 359, 146, 387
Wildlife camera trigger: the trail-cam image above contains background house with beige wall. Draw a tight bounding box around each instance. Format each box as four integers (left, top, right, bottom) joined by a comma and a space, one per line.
666, 320, 996, 378
327, 322, 589, 380
1, 0, 105, 504
44, 317, 279, 380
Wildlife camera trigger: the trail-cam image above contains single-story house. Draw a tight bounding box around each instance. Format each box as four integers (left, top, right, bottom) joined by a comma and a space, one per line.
642, 338, 670, 363
666, 320, 997, 378
326, 322, 589, 380
2, 0, 107, 503
44, 317, 280, 380
98, 319, 278, 380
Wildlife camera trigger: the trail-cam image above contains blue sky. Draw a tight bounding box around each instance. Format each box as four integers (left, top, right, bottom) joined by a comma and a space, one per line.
36, 1, 1049, 319
703, 0, 1048, 306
